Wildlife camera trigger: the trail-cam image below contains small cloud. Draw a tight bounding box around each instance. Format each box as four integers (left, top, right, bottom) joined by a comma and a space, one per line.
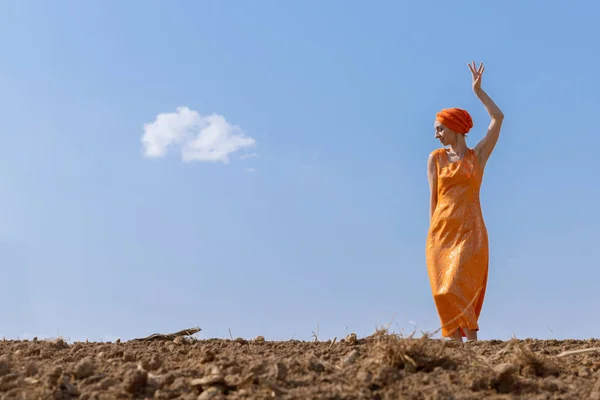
240, 152, 260, 160
244, 168, 256, 174
141, 107, 256, 164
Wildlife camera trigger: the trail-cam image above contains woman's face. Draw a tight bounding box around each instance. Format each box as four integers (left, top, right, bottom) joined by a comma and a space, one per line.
434, 120, 457, 146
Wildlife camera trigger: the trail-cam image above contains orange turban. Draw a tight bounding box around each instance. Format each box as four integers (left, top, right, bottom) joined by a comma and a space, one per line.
436, 108, 473, 134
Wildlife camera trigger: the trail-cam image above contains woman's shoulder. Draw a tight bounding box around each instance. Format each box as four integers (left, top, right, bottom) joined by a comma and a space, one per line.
429, 147, 446, 158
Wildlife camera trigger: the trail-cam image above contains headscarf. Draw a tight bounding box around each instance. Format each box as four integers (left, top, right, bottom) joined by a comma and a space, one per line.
436, 108, 473, 134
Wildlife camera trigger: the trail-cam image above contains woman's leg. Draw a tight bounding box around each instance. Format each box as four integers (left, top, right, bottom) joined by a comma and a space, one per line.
449, 327, 477, 342
449, 329, 463, 342
464, 327, 478, 341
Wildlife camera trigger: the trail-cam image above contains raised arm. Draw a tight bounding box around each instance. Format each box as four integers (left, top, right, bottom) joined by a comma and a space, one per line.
469, 62, 504, 168
427, 153, 438, 221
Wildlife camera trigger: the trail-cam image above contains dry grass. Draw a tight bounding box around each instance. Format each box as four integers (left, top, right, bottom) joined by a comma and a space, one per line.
373, 334, 455, 373
513, 341, 561, 377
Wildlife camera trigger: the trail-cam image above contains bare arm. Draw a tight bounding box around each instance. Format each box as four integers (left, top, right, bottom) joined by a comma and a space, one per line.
474, 88, 504, 167
468, 62, 504, 168
427, 153, 438, 221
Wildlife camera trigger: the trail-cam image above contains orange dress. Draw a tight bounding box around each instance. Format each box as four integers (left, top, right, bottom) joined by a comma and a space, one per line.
425, 147, 489, 338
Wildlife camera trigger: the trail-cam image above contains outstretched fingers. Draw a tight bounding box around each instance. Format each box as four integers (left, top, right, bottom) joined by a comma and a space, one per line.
477, 62, 485, 75
468, 61, 485, 77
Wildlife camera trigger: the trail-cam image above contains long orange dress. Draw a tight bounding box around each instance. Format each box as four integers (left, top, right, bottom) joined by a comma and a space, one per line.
425, 147, 489, 338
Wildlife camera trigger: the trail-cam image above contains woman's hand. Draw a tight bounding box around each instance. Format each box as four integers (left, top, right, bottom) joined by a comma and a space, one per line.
468, 61, 485, 94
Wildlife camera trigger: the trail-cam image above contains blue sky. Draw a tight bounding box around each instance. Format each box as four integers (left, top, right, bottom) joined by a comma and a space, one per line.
0, 0, 598, 342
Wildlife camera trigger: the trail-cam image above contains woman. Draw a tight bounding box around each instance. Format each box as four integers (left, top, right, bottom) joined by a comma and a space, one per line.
425, 61, 504, 342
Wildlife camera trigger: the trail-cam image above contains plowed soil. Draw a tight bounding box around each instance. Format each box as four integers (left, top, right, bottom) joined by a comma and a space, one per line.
1, 333, 600, 399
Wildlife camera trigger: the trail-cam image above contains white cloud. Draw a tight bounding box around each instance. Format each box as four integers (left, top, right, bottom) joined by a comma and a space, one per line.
244, 167, 257, 173
141, 107, 256, 164
240, 152, 260, 160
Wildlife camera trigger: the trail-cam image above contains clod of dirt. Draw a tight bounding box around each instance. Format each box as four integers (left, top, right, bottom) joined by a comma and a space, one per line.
492, 363, 519, 393
342, 350, 360, 366
494, 363, 518, 375
0, 373, 22, 392
201, 350, 216, 363
224, 364, 242, 378
345, 333, 358, 345
24, 377, 38, 385
23, 363, 38, 377
162, 372, 176, 387
146, 372, 165, 389
591, 376, 600, 400
153, 389, 172, 400
273, 362, 287, 381
253, 336, 266, 343
51, 338, 69, 349
249, 360, 268, 376
191, 375, 224, 388
173, 336, 188, 345
123, 368, 148, 394
74, 357, 95, 379
191, 368, 226, 388
198, 386, 226, 400
356, 370, 373, 384
95, 378, 118, 391
266, 381, 289, 396
307, 357, 325, 373
426, 387, 454, 400
0, 356, 12, 376
170, 376, 191, 394
59, 375, 79, 397
141, 354, 163, 371
515, 344, 561, 377
540, 377, 566, 393
123, 351, 136, 362
45, 366, 63, 387
81, 373, 106, 387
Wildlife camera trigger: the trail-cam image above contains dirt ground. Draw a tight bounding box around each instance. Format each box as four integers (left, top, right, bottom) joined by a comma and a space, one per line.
1, 331, 600, 399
